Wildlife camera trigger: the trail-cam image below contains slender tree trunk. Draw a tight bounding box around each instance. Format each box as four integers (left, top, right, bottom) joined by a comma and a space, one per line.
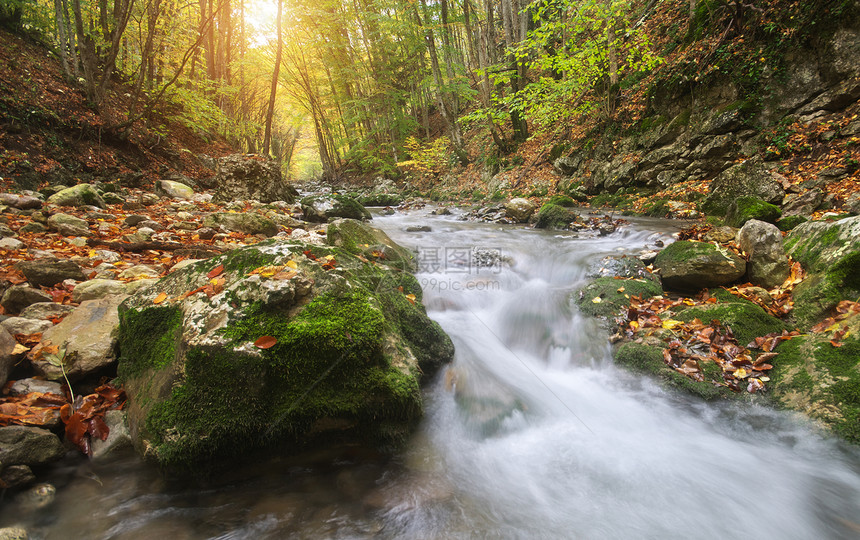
262, 0, 283, 156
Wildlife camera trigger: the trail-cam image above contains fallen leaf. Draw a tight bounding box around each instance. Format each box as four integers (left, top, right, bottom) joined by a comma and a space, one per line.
207, 264, 224, 279
153, 292, 168, 304
405, 293, 417, 305
254, 336, 277, 349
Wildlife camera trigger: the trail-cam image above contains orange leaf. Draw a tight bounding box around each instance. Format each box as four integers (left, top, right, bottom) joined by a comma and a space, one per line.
207, 264, 224, 279
153, 292, 168, 304
254, 336, 277, 349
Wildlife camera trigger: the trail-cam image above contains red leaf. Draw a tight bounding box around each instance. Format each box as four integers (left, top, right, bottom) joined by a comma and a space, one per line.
207, 264, 224, 279
87, 415, 110, 441
254, 335, 277, 349
65, 412, 88, 447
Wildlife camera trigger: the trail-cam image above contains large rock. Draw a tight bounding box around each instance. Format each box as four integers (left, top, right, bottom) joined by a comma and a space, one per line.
46, 184, 105, 208
725, 196, 781, 228
0, 286, 53, 315
0, 327, 16, 389
202, 212, 279, 237
46, 213, 90, 236
212, 154, 298, 204
0, 426, 65, 467
327, 219, 415, 271
29, 295, 127, 381
0, 192, 42, 209
785, 216, 860, 328
654, 240, 746, 291
116, 232, 454, 472
71, 279, 127, 302
737, 220, 790, 289
504, 198, 537, 223
155, 180, 194, 200
16, 259, 86, 287
301, 195, 371, 222
700, 161, 784, 216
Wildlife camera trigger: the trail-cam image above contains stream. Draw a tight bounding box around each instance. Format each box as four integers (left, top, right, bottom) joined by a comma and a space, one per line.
4, 208, 860, 539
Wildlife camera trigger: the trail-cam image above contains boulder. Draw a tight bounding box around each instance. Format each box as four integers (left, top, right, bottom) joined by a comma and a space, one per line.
29, 295, 127, 381
202, 212, 279, 237
301, 195, 371, 222
0, 238, 23, 250
0, 327, 16, 389
0, 193, 42, 210
0, 317, 53, 336
654, 240, 746, 291
117, 233, 453, 472
8, 378, 65, 396
0, 464, 36, 489
504, 198, 537, 223
327, 219, 416, 271
534, 203, 575, 229
575, 276, 662, 319
700, 161, 784, 216
46, 184, 105, 208
212, 154, 298, 204
785, 216, 860, 328
782, 188, 825, 217
0, 286, 53, 315
737, 220, 790, 289
155, 180, 194, 200
16, 259, 86, 287
91, 410, 132, 460
46, 213, 90, 236
0, 426, 65, 466
71, 279, 126, 302
725, 196, 781, 228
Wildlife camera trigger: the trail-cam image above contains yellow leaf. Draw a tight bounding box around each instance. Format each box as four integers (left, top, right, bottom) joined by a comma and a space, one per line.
591, 297, 602, 304
11, 343, 29, 355
153, 292, 168, 304
662, 319, 683, 330
629, 321, 640, 331
617, 286, 625, 293
286, 260, 298, 269
733, 368, 750, 379
405, 294, 417, 305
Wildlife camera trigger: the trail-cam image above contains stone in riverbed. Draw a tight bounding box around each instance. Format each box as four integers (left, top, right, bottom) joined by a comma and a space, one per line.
0, 286, 53, 315
0, 317, 53, 336
504, 198, 537, 223
213, 154, 298, 204
46, 183, 105, 208
737, 220, 790, 289
155, 180, 194, 200
46, 213, 90, 236
0, 426, 65, 466
16, 259, 86, 287
301, 195, 371, 222
1, 327, 16, 389
117, 227, 453, 472
202, 212, 279, 237
71, 279, 126, 302
654, 240, 746, 291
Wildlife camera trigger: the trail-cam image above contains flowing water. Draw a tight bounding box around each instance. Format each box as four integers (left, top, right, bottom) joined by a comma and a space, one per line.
4, 208, 860, 539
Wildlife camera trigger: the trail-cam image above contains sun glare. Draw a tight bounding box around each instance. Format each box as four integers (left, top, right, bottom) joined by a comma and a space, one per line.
245, 0, 279, 47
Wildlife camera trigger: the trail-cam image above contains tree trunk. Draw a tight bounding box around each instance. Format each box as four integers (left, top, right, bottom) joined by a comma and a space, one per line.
262, 0, 284, 156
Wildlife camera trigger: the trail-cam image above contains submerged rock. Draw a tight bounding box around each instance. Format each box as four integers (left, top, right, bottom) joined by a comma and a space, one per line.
117, 228, 453, 472
301, 195, 371, 222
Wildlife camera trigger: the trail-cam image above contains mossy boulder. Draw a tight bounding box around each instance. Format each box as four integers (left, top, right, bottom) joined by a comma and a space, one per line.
535, 203, 575, 229
770, 312, 860, 443
301, 195, 371, 222
358, 193, 402, 207
784, 216, 860, 329
117, 233, 453, 473
725, 196, 781, 228
46, 183, 105, 208
614, 343, 727, 401
575, 276, 662, 319
654, 240, 746, 291
202, 212, 279, 237
674, 301, 788, 347
700, 161, 784, 216
326, 219, 415, 271
776, 215, 808, 231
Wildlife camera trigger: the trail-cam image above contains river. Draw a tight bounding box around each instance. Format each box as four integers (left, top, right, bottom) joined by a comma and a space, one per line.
4, 207, 860, 539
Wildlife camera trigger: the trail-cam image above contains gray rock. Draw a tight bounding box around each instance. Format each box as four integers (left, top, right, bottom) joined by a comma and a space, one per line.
0, 426, 65, 466
0, 223, 15, 238
701, 161, 785, 216
405, 226, 432, 233
71, 279, 127, 302
0, 317, 53, 336
46, 184, 105, 208
197, 227, 217, 240
118, 265, 161, 280
0, 237, 23, 250
29, 295, 128, 381
0, 526, 29, 540
124, 278, 159, 295
155, 179, 194, 200
0, 286, 53, 315
782, 189, 825, 217
123, 214, 148, 227
91, 410, 132, 460
203, 212, 279, 236
19, 302, 77, 320
8, 378, 65, 396
0, 327, 16, 389
213, 154, 298, 204
136, 219, 164, 231
504, 198, 537, 223
737, 220, 791, 289
16, 259, 86, 287
102, 192, 125, 205
846, 192, 860, 215
46, 213, 90, 236
553, 156, 582, 175
0, 193, 42, 210
655, 240, 746, 291
301, 195, 371, 222
0, 464, 36, 489
140, 193, 160, 206
18, 222, 47, 233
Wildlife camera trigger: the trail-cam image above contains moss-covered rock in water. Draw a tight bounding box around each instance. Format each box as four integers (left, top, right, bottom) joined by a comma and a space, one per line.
675, 301, 787, 347
358, 193, 401, 207
117, 231, 453, 473
575, 276, 662, 320
770, 312, 860, 443
654, 240, 746, 291
301, 195, 372, 222
202, 212, 279, 237
784, 216, 860, 329
326, 219, 415, 272
613, 343, 726, 400
725, 196, 781, 228
535, 203, 575, 229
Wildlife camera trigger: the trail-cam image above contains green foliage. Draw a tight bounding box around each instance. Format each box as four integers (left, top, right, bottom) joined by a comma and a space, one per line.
400, 136, 453, 175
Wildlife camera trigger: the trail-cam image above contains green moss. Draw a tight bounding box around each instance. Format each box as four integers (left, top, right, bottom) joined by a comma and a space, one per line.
829, 252, 860, 291
117, 306, 183, 378
776, 215, 808, 231
576, 277, 663, 319
641, 198, 670, 217
726, 196, 781, 227
535, 203, 574, 229
359, 193, 401, 207
792, 274, 843, 330
217, 246, 280, 273
614, 343, 726, 400
675, 302, 787, 346
547, 195, 576, 207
